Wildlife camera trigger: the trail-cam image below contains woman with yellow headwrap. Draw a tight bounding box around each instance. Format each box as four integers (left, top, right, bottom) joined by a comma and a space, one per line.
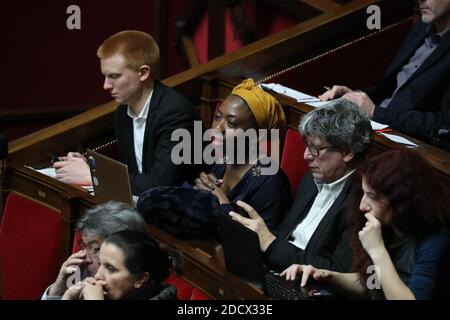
138, 79, 291, 237
230, 78, 286, 139
193, 78, 291, 231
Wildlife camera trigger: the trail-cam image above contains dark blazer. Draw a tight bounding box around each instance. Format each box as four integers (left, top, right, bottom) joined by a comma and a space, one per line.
369, 21, 450, 140
264, 172, 353, 272
113, 80, 198, 195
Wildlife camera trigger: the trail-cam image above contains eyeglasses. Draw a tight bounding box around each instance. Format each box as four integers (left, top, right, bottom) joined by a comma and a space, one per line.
305, 142, 334, 157
78, 240, 101, 257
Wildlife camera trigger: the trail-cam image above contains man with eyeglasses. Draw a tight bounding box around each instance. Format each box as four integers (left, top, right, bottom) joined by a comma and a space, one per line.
230, 99, 373, 272
41, 201, 148, 300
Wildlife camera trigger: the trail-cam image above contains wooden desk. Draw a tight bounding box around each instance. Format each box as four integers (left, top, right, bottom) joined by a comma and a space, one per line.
148, 225, 265, 300
3, 163, 264, 299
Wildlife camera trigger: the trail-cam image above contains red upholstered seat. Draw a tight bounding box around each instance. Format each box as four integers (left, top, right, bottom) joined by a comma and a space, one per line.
72, 230, 82, 254
165, 273, 211, 300
190, 287, 211, 300
193, 1, 295, 64
280, 129, 308, 197
0, 192, 61, 300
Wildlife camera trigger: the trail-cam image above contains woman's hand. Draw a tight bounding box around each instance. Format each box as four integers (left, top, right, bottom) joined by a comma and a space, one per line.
210, 185, 229, 204
194, 172, 223, 191
61, 281, 86, 300
82, 280, 105, 300
280, 264, 331, 287
194, 172, 229, 203
358, 213, 386, 259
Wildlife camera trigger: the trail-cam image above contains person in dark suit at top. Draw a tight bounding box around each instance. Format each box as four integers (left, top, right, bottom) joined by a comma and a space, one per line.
53, 30, 198, 195
230, 99, 373, 272
320, 0, 450, 145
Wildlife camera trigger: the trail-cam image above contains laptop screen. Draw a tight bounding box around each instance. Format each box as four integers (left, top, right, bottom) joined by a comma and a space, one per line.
218, 214, 335, 300
86, 149, 134, 207
218, 214, 267, 291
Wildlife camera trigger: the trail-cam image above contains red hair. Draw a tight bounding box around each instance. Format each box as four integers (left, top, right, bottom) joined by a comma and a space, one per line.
97, 30, 160, 78
350, 149, 450, 285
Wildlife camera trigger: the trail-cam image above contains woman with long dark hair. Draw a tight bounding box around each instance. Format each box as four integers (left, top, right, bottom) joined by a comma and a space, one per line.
280, 149, 450, 299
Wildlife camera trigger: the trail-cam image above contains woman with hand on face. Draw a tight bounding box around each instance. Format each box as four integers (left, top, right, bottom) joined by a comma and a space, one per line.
281, 150, 450, 300
193, 78, 291, 231
42, 201, 149, 300
62, 231, 175, 300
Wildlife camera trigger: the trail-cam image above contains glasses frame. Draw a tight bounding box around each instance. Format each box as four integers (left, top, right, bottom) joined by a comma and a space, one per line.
77, 240, 101, 257
305, 142, 334, 157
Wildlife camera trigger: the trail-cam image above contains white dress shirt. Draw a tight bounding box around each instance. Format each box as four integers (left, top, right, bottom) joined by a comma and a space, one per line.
289, 170, 355, 250
127, 91, 153, 173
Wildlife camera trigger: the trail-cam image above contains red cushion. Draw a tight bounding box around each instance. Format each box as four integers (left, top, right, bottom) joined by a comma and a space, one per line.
165, 273, 210, 300
0, 192, 61, 299
165, 273, 194, 300
72, 230, 82, 253
190, 288, 210, 300
280, 129, 308, 196
193, 1, 295, 64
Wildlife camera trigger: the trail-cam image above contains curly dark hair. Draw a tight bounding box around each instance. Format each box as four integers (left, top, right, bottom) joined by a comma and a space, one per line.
349, 149, 450, 285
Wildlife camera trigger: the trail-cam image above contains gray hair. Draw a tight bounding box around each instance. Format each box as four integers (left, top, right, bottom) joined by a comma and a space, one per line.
76, 201, 147, 237
298, 99, 373, 154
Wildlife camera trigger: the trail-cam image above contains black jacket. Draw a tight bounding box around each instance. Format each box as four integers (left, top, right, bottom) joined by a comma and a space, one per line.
264, 172, 353, 272
369, 22, 450, 140
113, 80, 198, 195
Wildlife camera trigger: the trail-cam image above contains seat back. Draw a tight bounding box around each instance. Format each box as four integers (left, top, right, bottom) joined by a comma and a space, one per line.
165, 273, 211, 300
280, 129, 308, 197
0, 192, 61, 299
72, 230, 82, 254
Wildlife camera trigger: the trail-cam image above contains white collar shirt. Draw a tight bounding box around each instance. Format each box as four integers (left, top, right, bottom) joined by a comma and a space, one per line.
289, 170, 355, 250
126, 90, 153, 173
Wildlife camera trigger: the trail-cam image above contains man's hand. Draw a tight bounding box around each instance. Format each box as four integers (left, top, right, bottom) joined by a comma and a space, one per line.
342, 91, 375, 118
48, 250, 87, 296
280, 264, 331, 287
319, 85, 353, 101
229, 200, 275, 252
53, 152, 92, 186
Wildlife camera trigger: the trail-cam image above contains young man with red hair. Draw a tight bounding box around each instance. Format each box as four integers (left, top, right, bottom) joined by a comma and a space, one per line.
54, 31, 198, 195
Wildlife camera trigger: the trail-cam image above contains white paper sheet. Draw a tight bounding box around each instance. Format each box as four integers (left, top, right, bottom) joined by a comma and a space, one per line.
380, 133, 419, 149
260, 83, 321, 103
25, 166, 57, 178
370, 121, 389, 131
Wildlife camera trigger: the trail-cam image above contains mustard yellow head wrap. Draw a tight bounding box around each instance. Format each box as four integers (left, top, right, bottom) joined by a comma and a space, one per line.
231, 78, 286, 133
